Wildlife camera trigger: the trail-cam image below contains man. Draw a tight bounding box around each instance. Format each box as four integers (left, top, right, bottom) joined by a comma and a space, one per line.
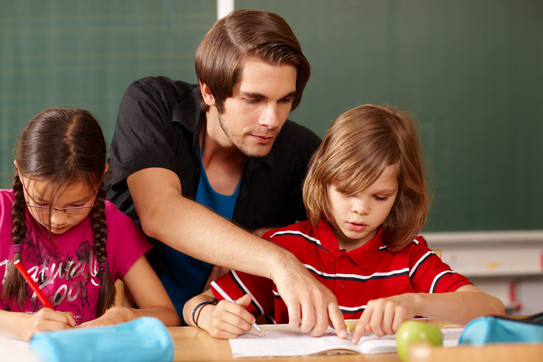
107, 9, 346, 337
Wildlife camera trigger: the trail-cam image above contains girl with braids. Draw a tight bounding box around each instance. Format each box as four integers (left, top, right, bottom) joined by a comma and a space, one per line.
0, 108, 180, 341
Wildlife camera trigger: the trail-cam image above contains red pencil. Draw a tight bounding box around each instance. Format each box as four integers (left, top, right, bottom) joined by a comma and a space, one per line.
13, 259, 54, 310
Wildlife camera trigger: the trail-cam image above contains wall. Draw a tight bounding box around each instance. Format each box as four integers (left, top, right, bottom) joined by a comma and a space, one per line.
1, 0, 541, 232
1, 0, 542, 315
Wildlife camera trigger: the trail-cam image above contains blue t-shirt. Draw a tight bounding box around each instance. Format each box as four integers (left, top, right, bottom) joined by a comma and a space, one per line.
195, 165, 241, 220
160, 152, 240, 322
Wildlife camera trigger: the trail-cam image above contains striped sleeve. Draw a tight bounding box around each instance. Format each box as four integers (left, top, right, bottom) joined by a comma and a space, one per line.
409, 236, 472, 293
211, 270, 275, 316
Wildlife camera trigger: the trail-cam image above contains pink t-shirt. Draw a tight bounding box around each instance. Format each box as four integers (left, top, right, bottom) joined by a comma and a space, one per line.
0, 189, 151, 325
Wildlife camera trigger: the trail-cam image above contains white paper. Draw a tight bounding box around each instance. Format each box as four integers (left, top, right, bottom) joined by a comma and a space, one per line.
0, 333, 40, 362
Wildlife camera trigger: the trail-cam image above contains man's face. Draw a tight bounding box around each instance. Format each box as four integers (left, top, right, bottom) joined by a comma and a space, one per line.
217, 58, 297, 158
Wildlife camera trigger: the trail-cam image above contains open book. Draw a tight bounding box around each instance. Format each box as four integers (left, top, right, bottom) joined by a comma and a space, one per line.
229, 320, 463, 358
0, 333, 39, 362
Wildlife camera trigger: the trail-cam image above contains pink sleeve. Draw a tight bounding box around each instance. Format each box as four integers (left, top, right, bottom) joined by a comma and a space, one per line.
104, 201, 152, 280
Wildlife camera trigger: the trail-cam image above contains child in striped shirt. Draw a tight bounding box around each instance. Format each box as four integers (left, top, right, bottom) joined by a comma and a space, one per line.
183, 104, 504, 344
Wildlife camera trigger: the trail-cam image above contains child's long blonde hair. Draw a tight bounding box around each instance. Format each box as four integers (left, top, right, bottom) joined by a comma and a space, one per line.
303, 104, 429, 251
2, 108, 115, 315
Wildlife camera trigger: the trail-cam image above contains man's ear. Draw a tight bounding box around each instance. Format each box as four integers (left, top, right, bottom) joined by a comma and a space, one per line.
199, 80, 216, 107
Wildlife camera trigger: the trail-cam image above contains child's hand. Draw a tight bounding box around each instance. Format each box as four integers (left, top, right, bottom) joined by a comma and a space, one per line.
205, 294, 255, 339
352, 293, 417, 344
78, 306, 135, 328
23, 308, 75, 340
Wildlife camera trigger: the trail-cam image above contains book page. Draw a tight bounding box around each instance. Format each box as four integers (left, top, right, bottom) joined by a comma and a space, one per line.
229, 322, 464, 358
0, 333, 40, 362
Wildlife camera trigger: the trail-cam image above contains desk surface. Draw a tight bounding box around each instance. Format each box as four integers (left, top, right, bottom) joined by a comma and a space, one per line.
168, 326, 401, 362
168, 326, 543, 362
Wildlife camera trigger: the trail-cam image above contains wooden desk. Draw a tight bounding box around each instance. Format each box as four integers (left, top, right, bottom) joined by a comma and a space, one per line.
168, 326, 401, 362
410, 342, 543, 362
168, 325, 543, 362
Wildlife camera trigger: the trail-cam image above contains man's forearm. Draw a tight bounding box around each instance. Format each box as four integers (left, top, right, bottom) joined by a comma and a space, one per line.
141, 194, 292, 279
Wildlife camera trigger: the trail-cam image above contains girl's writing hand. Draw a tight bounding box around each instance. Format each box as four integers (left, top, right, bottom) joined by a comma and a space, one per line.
205, 294, 255, 339
352, 293, 417, 344
23, 308, 75, 341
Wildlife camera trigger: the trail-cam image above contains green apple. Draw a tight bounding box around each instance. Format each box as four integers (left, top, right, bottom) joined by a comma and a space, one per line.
395, 320, 443, 362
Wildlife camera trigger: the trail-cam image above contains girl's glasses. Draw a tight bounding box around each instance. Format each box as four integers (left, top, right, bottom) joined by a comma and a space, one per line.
20, 175, 97, 216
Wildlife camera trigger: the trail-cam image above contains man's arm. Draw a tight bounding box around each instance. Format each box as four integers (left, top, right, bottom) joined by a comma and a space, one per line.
128, 167, 347, 337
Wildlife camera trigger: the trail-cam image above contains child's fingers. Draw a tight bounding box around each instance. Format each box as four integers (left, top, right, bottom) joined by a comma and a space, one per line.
374, 299, 410, 335
234, 294, 253, 308
329, 304, 348, 339
35, 308, 71, 323
211, 318, 248, 338
30, 309, 76, 333
366, 304, 386, 336
65, 312, 76, 327
210, 300, 254, 339
352, 309, 371, 345
215, 299, 254, 326
218, 307, 254, 328
391, 307, 409, 333
380, 303, 396, 335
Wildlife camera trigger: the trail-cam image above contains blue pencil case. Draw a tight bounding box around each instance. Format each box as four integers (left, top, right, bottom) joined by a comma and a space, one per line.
29, 317, 174, 362
459, 312, 543, 345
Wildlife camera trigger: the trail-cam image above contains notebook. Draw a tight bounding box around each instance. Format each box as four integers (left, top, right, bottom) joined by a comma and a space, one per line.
0, 333, 39, 362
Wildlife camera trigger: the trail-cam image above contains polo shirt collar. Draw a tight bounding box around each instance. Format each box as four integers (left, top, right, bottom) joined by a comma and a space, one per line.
315, 219, 385, 270
347, 227, 385, 269
314, 219, 342, 250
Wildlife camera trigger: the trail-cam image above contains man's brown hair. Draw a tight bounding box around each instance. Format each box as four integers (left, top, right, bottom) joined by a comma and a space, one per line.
195, 9, 310, 113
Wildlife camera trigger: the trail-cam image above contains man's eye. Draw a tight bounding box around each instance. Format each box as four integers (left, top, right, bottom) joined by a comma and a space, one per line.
279, 97, 294, 104
246, 98, 261, 104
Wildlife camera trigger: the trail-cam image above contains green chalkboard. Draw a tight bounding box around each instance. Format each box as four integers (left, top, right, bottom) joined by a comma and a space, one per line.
1, 0, 542, 232
0, 0, 215, 185
240, 0, 543, 232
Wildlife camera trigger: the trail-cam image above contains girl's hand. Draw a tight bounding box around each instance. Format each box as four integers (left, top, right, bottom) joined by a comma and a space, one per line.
77, 306, 135, 328
352, 293, 418, 344
23, 308, 75, 341
204, 294, 255, 339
